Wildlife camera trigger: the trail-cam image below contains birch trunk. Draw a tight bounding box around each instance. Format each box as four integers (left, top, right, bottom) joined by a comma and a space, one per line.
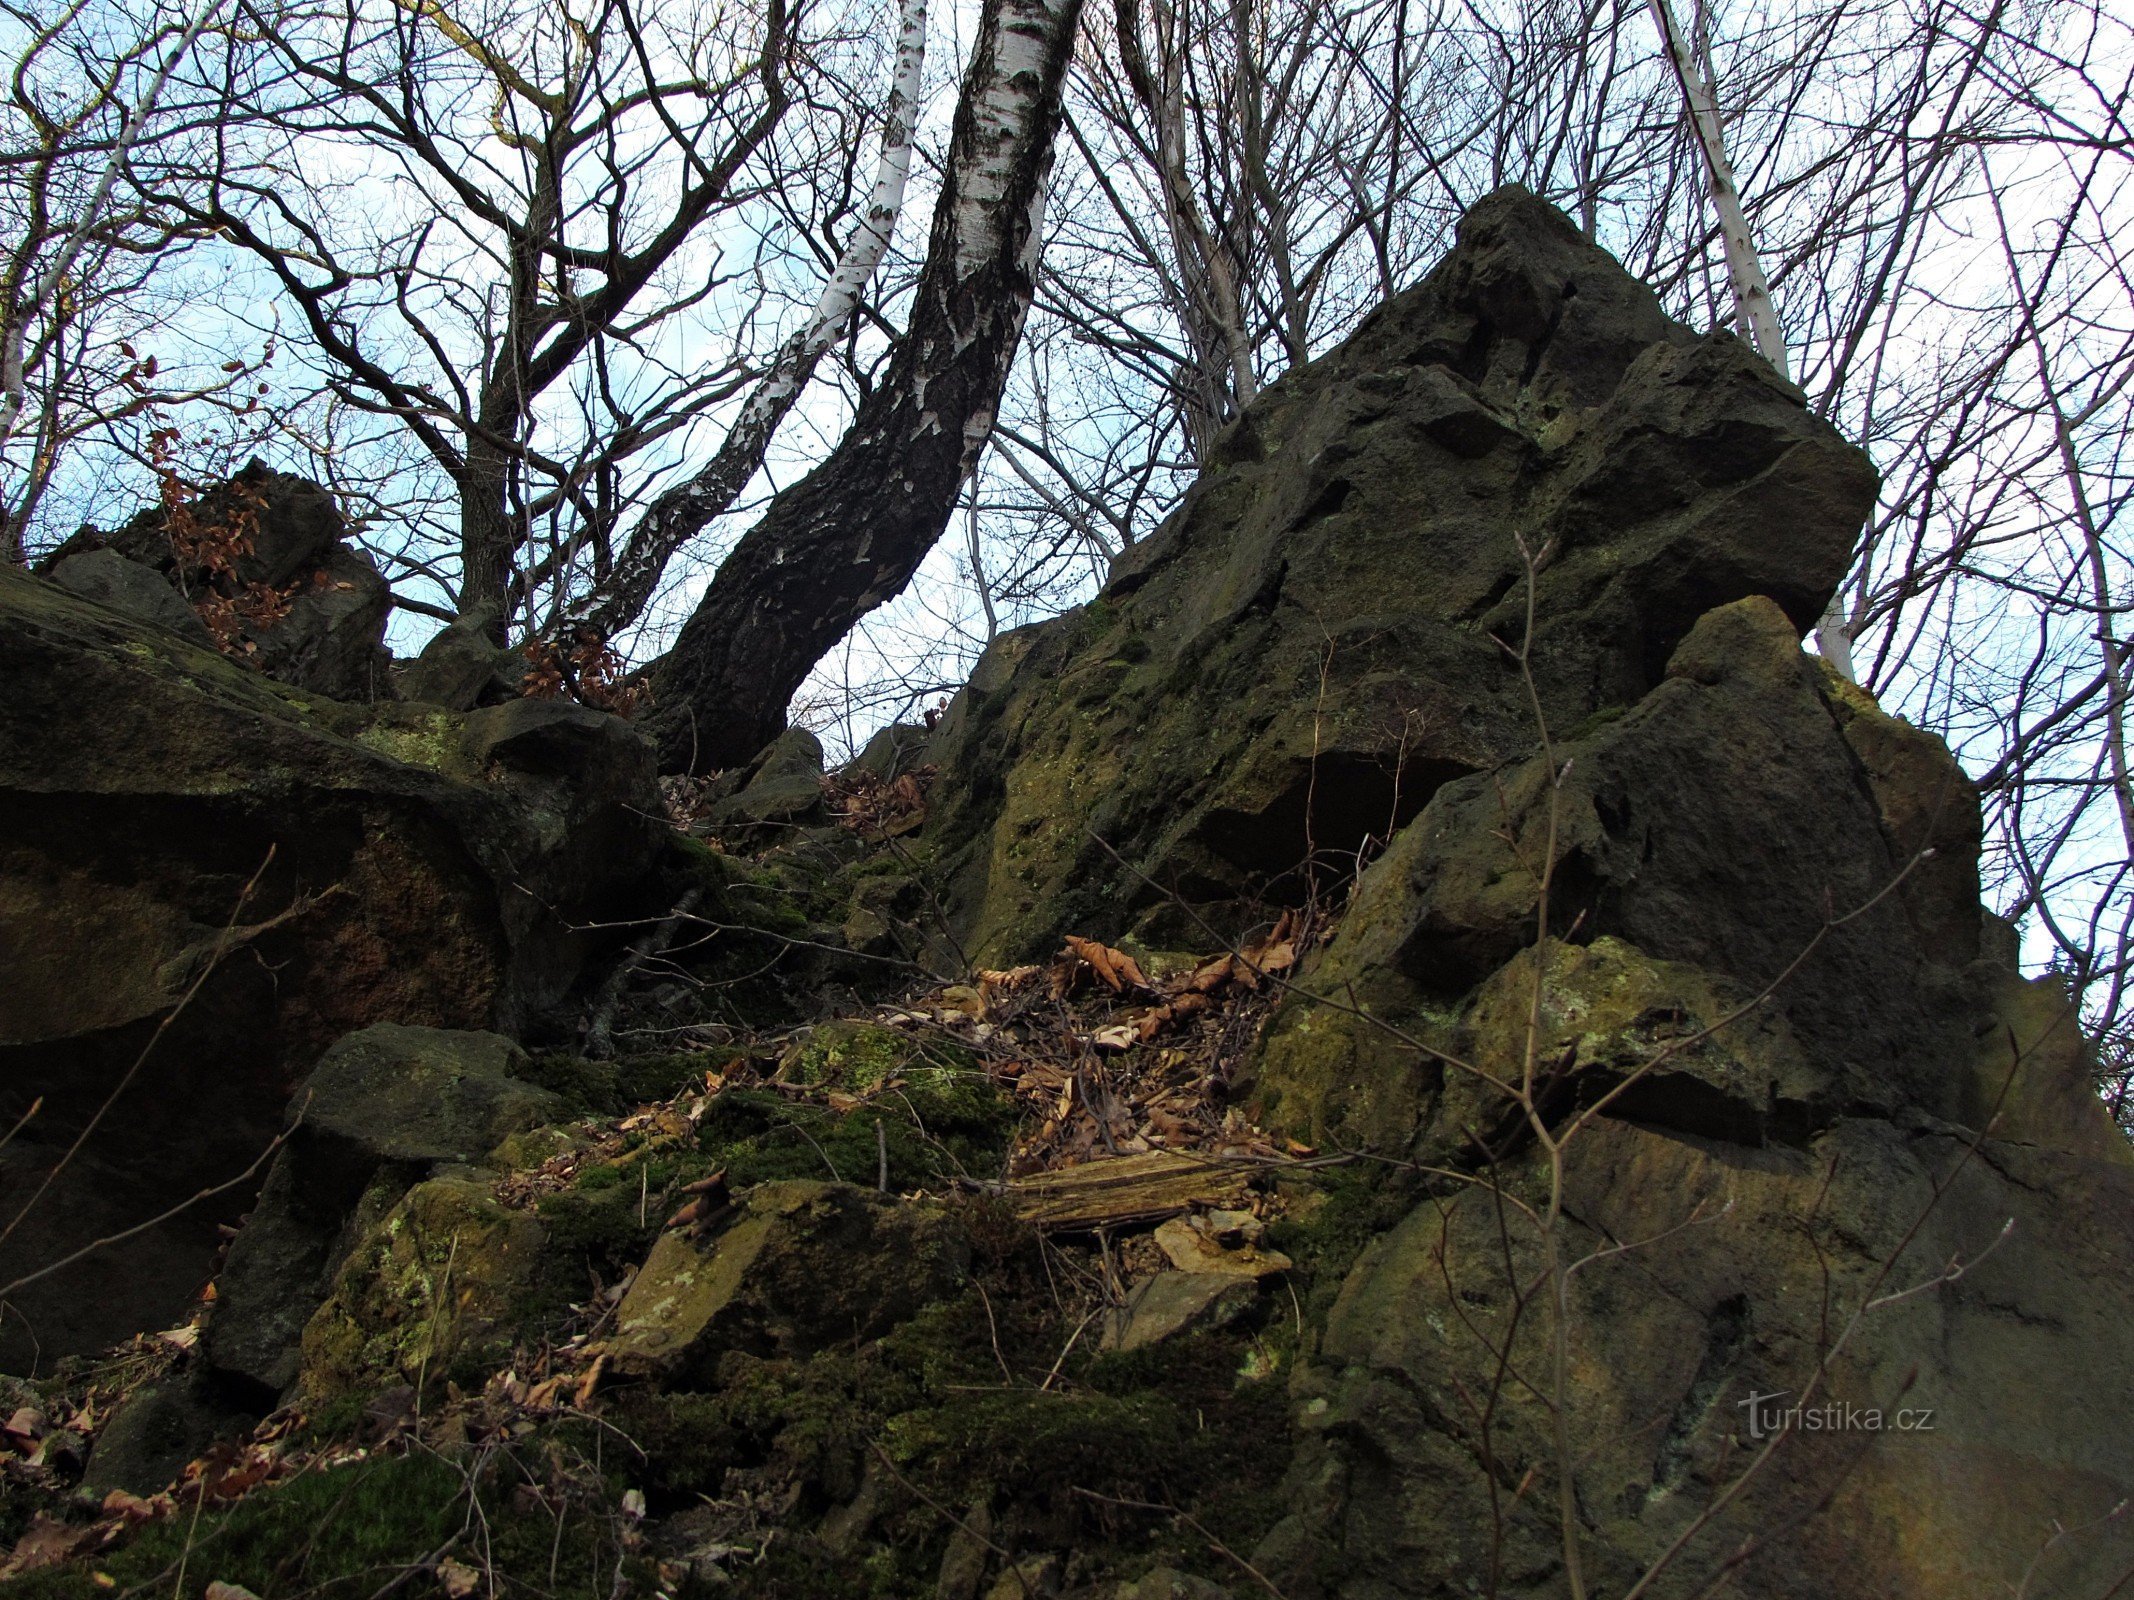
1644, 0, 1786, 378
1645, 0, 1865, 677
565, 0, 929, 642
643, 0, 1086, 772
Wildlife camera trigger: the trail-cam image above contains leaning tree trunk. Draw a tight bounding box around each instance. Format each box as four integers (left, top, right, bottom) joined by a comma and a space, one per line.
564, 0, 928, 644
643, 0, 1086, 773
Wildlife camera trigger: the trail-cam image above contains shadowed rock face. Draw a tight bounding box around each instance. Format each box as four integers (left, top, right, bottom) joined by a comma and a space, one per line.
0, 565, 660, 1369
911, 190, 2134, 1596
35, 460, 395, 701
7, 189, 2133, 1600
922, 188, 1878, 964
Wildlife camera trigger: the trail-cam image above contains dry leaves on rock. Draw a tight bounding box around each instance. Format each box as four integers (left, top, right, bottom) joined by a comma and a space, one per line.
823, 766, 935, 837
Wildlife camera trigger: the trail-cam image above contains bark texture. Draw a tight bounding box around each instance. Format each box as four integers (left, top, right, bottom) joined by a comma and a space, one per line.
643, 0, 1086, 773
566, 0, 929, 644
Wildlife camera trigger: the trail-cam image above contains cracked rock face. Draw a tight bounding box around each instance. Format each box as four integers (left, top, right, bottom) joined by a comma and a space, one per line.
921, 186, 1878, 965
911, 189, 2134, 1597
0, 567, 661, 1371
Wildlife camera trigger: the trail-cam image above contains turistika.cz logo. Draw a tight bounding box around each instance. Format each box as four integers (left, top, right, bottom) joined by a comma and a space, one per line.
1737, 1391, 1936, 1441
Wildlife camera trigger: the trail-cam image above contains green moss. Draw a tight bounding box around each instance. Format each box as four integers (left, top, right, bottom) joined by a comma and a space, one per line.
4, 1453, 465, 1600
688, 1078, 1014, 1193
5, 1442, 654, 1600
351, 708, 466, 775
300, 1176, 548, 1402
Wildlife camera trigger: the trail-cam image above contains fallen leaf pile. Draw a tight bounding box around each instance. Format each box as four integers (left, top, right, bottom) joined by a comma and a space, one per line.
881, 910, 1317, 1176
821, 764, 934, 837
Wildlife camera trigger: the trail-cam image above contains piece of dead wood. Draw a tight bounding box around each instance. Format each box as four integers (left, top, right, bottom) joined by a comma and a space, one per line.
1003, 1150, 1251, 1230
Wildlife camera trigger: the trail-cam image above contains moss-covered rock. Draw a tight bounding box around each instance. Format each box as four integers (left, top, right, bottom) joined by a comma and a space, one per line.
1250, 597, 1983, 1151
0, 559, 662, 1369
204, 1025, 562, 1402
299, 1173, 548, 1400
1265, 1112, 2134, 1598
920, 189, 1878, 964
606, 1181, 970, 1381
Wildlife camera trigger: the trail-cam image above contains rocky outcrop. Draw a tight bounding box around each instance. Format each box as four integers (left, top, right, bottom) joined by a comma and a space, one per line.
36, 461, 393, 700
922, 188, 1877, 963
7, 188, 2133, 1600
0, 566, 661, 1369
204, 1024, 562, 1402
905, 188, 2134, 1597
399, 604, 527, 709
606, 1180, 970, 1383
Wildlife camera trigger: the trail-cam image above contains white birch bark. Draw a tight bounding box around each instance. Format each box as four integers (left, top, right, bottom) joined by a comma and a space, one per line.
568, 0, 928, 638
1645, 0, 1865, 678
645, 0, 1086, 770
1644, 0, 1787, 379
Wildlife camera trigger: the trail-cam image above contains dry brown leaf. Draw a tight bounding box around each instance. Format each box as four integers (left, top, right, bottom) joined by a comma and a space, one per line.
2, 1515, 99, 1579
1062, 936, 1151, 993
1183, 955, 1236, 994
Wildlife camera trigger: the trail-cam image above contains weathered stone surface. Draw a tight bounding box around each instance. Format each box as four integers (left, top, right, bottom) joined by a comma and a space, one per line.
35, 461, 393, 700
205, 1025, 560, 1400
1259, 1115, 2134, 1599
243, 542, 394, 702
400, 605, 526, 710
706, 727, 828, 826
848, 721, 931, 780
79, 1373, 249, 1496
921, 188, 1877, 963
48, 548, 215, 648
1249, 598, 1983, 1152
1099, 1271, 1259, 1351
0, 570, 657, 1368
299, 1172, 548, 1401
1152, 1215, 1291, 1278
606, 1181, 968, 1381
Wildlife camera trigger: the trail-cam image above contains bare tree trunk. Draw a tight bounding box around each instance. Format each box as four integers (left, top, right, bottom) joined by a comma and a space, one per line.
643, 0, 1086, 772
1644, 0, 1863, 678
1644, 0, 1786, 377
564, 0, 930, 643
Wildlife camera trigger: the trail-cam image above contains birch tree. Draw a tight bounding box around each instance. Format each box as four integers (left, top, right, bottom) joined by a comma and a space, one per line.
643, 0, 1089, 771
562, 0, 929, 643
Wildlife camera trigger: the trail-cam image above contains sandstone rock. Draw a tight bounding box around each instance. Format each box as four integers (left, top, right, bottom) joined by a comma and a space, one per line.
1151, 1215, 1291, 1278
1099, 1271, 1260, 1351
79, 1373, 249, 1496
36, 461, 392, 700
400, 605, 526, 710
848, 722, 930, 780
1249, 597, 1983, 1152
921, 188, 1877, 963
299, 1172, 549, 1401
205, 1025, 560, 1400
0, 575, 658, 1368
1260, 1114, 2134, 1598
706, 728, 828, 826
47, 548, 215, 648
606, 1181, 968, 1382
241, 542, 393, 702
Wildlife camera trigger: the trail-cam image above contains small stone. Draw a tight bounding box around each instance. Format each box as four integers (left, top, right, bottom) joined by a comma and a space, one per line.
1100, 1271, 1261, 1351
1153, 1216, 1290, 1278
